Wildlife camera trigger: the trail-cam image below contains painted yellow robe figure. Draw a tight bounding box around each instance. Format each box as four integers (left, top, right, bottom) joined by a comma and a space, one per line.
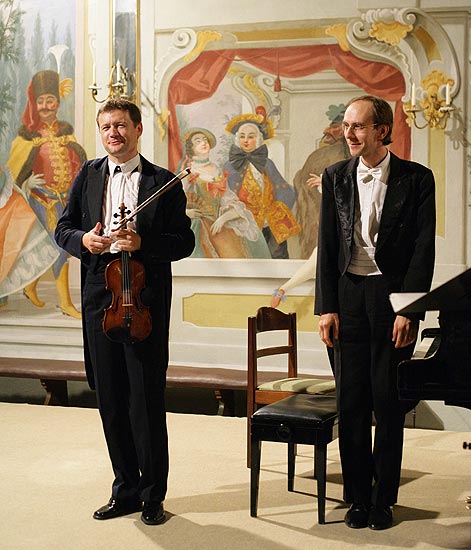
223, 113, 300, 259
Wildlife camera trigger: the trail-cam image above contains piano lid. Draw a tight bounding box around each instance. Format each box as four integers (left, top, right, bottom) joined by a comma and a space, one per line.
389, 268, 471, 314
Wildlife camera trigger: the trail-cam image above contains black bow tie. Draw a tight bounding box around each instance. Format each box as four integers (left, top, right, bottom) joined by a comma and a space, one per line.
229, 144, 268, 173
113, 165, 122, 174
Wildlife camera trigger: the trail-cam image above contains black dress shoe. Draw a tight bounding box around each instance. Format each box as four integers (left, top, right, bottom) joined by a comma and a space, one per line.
368, 506, 393, 530
93, 497, 142, 520
141, 502, 165, 525
344, 503, 370, 529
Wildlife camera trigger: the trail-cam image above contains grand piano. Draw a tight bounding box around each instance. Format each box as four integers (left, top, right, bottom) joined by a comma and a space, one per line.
390, 268, 471, 410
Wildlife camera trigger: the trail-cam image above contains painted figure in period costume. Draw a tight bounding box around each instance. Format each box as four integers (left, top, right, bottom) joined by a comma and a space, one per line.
0, 165, 59, 303
7, 70, 87, 318
294, 104, 350, 259
223, 113, 301, 259
180, 128, 270, 258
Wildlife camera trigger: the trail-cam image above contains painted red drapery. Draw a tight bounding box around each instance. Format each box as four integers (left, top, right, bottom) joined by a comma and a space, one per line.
168, 44, 408, 171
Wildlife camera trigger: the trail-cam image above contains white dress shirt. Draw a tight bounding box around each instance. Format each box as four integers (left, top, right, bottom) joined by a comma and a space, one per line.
102, 154, 141, 254
348, 151, 390, 276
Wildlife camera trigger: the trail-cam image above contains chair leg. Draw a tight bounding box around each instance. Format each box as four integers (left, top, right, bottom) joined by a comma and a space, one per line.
288, 442, 295, 491
314, 444, 327, 524
247, 417, 251, 468
250, 436, 261, 517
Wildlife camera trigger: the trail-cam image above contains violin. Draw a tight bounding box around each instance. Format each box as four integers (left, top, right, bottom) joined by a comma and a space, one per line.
103, 203, 152, 344
101, 168, 191, 343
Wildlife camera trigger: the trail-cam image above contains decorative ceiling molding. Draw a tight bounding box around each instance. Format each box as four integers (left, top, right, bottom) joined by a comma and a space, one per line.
153, 11, 460, 131
154, 28, 197, 115
346, 8, 460, 109
153, 28, 236, 115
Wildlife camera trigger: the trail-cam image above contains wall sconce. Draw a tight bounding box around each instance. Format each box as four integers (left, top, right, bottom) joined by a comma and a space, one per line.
89, 60, 136, 103
88, 0, 139, 104
404, 70, 455, 130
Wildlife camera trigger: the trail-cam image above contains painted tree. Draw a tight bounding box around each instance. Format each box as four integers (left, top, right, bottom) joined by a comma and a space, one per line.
0, 0, 23, 144
29, 12, 45, 73
48, 19, 58, 50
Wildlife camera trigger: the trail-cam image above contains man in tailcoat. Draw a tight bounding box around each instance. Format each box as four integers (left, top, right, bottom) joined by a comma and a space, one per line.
55, 99, 195, 525
315, 95, 435, 530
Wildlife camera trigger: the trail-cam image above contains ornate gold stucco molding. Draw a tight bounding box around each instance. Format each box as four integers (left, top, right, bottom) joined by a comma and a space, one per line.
345, 8, 459, 114
183, 30, 222, 62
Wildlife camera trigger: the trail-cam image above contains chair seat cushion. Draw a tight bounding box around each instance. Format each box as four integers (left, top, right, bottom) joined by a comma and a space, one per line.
252, 394, 338, 425
257, 377, 336, 395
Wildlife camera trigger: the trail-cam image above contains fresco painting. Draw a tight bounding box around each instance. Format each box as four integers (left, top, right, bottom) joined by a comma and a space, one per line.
0, 0, 84, 317
168, 44, 410, 261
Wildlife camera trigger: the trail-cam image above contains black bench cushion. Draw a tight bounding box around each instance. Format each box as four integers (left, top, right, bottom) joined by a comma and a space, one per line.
252, 394, 337, 425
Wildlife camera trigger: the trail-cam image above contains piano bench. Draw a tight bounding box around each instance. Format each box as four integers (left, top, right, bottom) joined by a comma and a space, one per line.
250, 394, 338, 524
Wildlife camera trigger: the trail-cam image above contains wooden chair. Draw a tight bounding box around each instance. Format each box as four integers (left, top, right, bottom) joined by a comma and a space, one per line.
247, 306, 335, 466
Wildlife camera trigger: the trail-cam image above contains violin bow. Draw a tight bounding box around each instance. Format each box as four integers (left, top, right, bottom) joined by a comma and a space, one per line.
113, 167, 191, 230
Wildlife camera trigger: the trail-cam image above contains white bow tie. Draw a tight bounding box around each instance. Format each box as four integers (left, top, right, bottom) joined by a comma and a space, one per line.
357, 164, 383, 184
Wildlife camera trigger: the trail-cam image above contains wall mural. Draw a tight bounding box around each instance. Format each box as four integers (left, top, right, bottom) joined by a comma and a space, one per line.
0, 0, 84, 318
150, 7, 460, 270
164, 42, 410, 261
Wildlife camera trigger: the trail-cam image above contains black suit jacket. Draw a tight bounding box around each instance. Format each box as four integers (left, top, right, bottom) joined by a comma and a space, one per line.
314, 152, 436, 318
55, 155, 195, 388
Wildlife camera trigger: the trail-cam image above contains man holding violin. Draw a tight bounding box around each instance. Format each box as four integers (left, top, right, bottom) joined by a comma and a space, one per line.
55, 99, 195, 525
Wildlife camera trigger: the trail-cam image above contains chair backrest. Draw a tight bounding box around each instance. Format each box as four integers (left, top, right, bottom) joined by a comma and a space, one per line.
247, 307, 298, 405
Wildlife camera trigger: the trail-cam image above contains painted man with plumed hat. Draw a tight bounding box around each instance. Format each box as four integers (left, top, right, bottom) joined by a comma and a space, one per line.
7, 70, 87, 317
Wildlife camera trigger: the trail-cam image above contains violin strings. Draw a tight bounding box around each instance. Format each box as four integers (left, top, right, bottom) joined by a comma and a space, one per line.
122, 252, 131, 314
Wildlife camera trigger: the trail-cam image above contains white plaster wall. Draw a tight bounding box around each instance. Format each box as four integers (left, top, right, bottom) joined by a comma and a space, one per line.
153, 1, 358, 30
430, 12, 470, 283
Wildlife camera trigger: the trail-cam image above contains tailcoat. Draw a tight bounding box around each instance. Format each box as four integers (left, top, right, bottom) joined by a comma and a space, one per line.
55, 154, 195, 503
314, 152, 435, 506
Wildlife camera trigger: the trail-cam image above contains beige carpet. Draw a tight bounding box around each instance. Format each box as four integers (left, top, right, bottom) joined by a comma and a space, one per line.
1, 402, 470, 550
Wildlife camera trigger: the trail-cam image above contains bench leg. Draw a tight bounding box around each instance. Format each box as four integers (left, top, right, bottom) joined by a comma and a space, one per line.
314, 444, 327, 524
40, 379, 69, 406
214, 389, 236, 416
250, 436, 261, 517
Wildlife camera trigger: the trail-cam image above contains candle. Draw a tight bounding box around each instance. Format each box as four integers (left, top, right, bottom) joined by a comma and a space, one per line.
445, 83, 450, 105
411, 83, 416, 107
92, 62, 96, 84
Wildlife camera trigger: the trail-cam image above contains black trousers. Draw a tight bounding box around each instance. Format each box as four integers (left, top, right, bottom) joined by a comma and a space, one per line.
83, 267, 169, 505
334, 272, 415, 507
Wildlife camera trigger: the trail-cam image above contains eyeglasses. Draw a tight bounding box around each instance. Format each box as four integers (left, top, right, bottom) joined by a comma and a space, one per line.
341, 122, 378, 133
